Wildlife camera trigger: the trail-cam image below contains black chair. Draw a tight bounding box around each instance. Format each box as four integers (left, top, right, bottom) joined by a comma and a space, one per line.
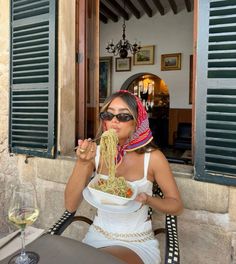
48, 183, 180, 264
173, 122, 192, 150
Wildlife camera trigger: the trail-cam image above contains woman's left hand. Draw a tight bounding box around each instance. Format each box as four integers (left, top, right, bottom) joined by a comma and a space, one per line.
135, 192, 150, 205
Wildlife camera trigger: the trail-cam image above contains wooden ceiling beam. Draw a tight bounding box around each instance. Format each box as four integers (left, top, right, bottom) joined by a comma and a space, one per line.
125, 0, 141, 19
100, 2, 118, 22
104, 0, 129, 20
184, 0, 192, 12
168, 0, 178, 14
100, 13, 108, 23
137, 0, 152, 17
152, 0, 165, 16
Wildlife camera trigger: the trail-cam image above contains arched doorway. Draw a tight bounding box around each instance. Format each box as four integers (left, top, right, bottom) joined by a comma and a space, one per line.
121, 73, 169, 148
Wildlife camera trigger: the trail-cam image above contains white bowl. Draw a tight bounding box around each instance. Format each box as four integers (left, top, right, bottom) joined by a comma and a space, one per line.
88, 175, 137, 206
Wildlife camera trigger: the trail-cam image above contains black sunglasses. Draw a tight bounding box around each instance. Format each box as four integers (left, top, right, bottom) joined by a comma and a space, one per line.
99, 111, 134, 122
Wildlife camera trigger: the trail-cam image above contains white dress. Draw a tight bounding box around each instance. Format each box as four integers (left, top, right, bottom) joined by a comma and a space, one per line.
82, 149, 161, 264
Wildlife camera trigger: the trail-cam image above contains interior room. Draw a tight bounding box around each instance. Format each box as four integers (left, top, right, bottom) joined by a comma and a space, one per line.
99, 0, 193, 164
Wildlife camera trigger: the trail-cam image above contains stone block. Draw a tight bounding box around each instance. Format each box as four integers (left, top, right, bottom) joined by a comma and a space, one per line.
176, 177, 228, 213
177, 177, 208, 210
171, 163, 194, 178
17, 156, 37, 182
36, 157, 76, 184
36, 180, 65, 230
232, 232, 236, 264
179, 218, 232, 264
0, 88, 8, 114
0, 3, 10, 56
0, 115, 8, 143
229, 187, 236, 223
206, 182, 229, 213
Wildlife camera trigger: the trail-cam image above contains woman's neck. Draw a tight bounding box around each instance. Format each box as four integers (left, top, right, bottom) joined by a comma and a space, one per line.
118, 140, 127, 146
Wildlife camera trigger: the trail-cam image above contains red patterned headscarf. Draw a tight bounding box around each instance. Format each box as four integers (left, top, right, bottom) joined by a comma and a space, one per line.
114, 90, 153, 164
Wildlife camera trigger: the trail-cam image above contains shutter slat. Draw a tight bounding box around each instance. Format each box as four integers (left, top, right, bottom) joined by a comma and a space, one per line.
208, 70, 236, 78
206, 163, 236, 175
12, 124, 48, 130
210, 8, 236, 17
209, 35, 236, 42
13, 45, 49, 54
210, 17, 236, 25
209, 43, 236, 50
13, 51, 49, 60
209, 25, 236, 34
206, 146, 236, 156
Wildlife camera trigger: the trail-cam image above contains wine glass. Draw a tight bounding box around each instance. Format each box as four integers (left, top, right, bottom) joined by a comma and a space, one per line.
8, 183, 40, 264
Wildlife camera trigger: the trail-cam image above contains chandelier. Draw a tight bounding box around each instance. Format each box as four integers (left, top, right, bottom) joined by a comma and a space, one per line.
105, 1, 141, 58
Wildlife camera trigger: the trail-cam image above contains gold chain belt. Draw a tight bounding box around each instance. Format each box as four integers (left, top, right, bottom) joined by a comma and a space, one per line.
92, 224, 155, 242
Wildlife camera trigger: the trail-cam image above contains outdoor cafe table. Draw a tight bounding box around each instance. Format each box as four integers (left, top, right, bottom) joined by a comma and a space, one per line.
0, 234, 125, 264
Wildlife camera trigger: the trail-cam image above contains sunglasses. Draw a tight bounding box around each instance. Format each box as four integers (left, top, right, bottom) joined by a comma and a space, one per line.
99, 111, 134, 122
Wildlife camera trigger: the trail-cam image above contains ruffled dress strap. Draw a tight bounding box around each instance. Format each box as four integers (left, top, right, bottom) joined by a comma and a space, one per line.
143, 152, 151, 180
95, 145, 100, 172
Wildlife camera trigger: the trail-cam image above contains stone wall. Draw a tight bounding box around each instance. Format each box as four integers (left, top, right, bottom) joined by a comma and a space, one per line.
0, 0, 18, 235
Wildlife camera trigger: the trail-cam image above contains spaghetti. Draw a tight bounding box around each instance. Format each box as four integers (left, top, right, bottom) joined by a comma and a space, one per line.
93, 129, 133, 198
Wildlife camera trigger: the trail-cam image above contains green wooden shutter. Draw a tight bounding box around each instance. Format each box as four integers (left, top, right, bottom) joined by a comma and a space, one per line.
195, 0, 236, 185
9, 0, 57, 158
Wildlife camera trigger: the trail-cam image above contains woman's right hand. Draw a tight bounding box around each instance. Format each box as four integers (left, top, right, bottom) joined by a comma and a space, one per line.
76, 139, 97, 162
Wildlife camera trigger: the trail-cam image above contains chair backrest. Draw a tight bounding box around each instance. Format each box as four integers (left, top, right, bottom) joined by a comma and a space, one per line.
177, 122, 192, 139
48, 182, 180, 264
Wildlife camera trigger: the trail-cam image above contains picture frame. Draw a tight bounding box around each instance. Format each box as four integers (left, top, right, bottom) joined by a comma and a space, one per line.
99, 56, 112, 105
161, 53, 181, 71
115, 57, 131, 72
133, 45, 155, 65
189, 55, 193, 104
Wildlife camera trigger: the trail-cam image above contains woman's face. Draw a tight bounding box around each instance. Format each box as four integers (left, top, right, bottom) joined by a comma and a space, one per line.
104, 97, 136, 145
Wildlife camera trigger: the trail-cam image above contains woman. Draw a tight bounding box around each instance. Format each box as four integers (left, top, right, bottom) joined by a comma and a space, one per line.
65, 90, 183, 264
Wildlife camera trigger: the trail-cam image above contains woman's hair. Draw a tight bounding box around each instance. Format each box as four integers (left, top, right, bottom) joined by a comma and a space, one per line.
101, 90, 138, 120
96, 90, 158, 153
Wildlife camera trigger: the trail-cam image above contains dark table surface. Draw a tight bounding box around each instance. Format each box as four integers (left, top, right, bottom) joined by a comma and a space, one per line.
0, 234, 125, 264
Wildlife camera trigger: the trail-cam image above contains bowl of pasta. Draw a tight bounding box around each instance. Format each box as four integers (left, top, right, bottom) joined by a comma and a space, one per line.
88, 175, 138, 206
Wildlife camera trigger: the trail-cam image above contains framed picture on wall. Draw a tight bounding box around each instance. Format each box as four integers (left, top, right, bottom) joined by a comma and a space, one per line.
161, 53, 181, 71
115, 57, 131, 72
189, 55, 193, 104
133, 45, 155, 65
99, 56, 112, 105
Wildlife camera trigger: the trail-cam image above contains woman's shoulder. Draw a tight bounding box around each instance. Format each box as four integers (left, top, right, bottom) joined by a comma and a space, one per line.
149, 148, 169, 165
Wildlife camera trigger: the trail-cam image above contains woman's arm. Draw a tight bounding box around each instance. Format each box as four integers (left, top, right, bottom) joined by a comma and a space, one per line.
136, 150, 183, 216
64, 139, 96, 212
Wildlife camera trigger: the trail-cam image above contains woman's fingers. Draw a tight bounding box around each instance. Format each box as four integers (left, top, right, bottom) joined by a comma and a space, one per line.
76, 139, 96, 160
135, 192, 149, 205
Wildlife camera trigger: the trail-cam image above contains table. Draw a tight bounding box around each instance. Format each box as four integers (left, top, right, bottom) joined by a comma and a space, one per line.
0, 234, 125, 264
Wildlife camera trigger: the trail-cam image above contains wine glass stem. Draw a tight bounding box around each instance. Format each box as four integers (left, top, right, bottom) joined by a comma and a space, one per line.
20, 228, 28, 260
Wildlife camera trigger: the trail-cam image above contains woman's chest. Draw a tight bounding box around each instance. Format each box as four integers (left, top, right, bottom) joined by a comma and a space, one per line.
98, 153, 147, 182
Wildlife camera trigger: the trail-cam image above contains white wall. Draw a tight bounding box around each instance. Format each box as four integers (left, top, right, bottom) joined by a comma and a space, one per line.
100, 9, 193, 109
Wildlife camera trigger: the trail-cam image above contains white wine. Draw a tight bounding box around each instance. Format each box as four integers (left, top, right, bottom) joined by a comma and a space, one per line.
9, 207, 39, 228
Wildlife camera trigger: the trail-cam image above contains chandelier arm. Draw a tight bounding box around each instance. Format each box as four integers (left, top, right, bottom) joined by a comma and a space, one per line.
105, 0, 141, 58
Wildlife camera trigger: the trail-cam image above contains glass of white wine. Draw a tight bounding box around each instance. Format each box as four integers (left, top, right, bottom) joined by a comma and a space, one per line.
8, 183, 40, 264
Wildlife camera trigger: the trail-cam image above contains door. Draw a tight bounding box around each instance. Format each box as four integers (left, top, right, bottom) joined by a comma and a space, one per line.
75, 0, 100, 140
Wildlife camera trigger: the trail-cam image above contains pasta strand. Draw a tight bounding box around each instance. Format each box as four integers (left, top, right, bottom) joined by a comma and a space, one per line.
94, 129, 133, 198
